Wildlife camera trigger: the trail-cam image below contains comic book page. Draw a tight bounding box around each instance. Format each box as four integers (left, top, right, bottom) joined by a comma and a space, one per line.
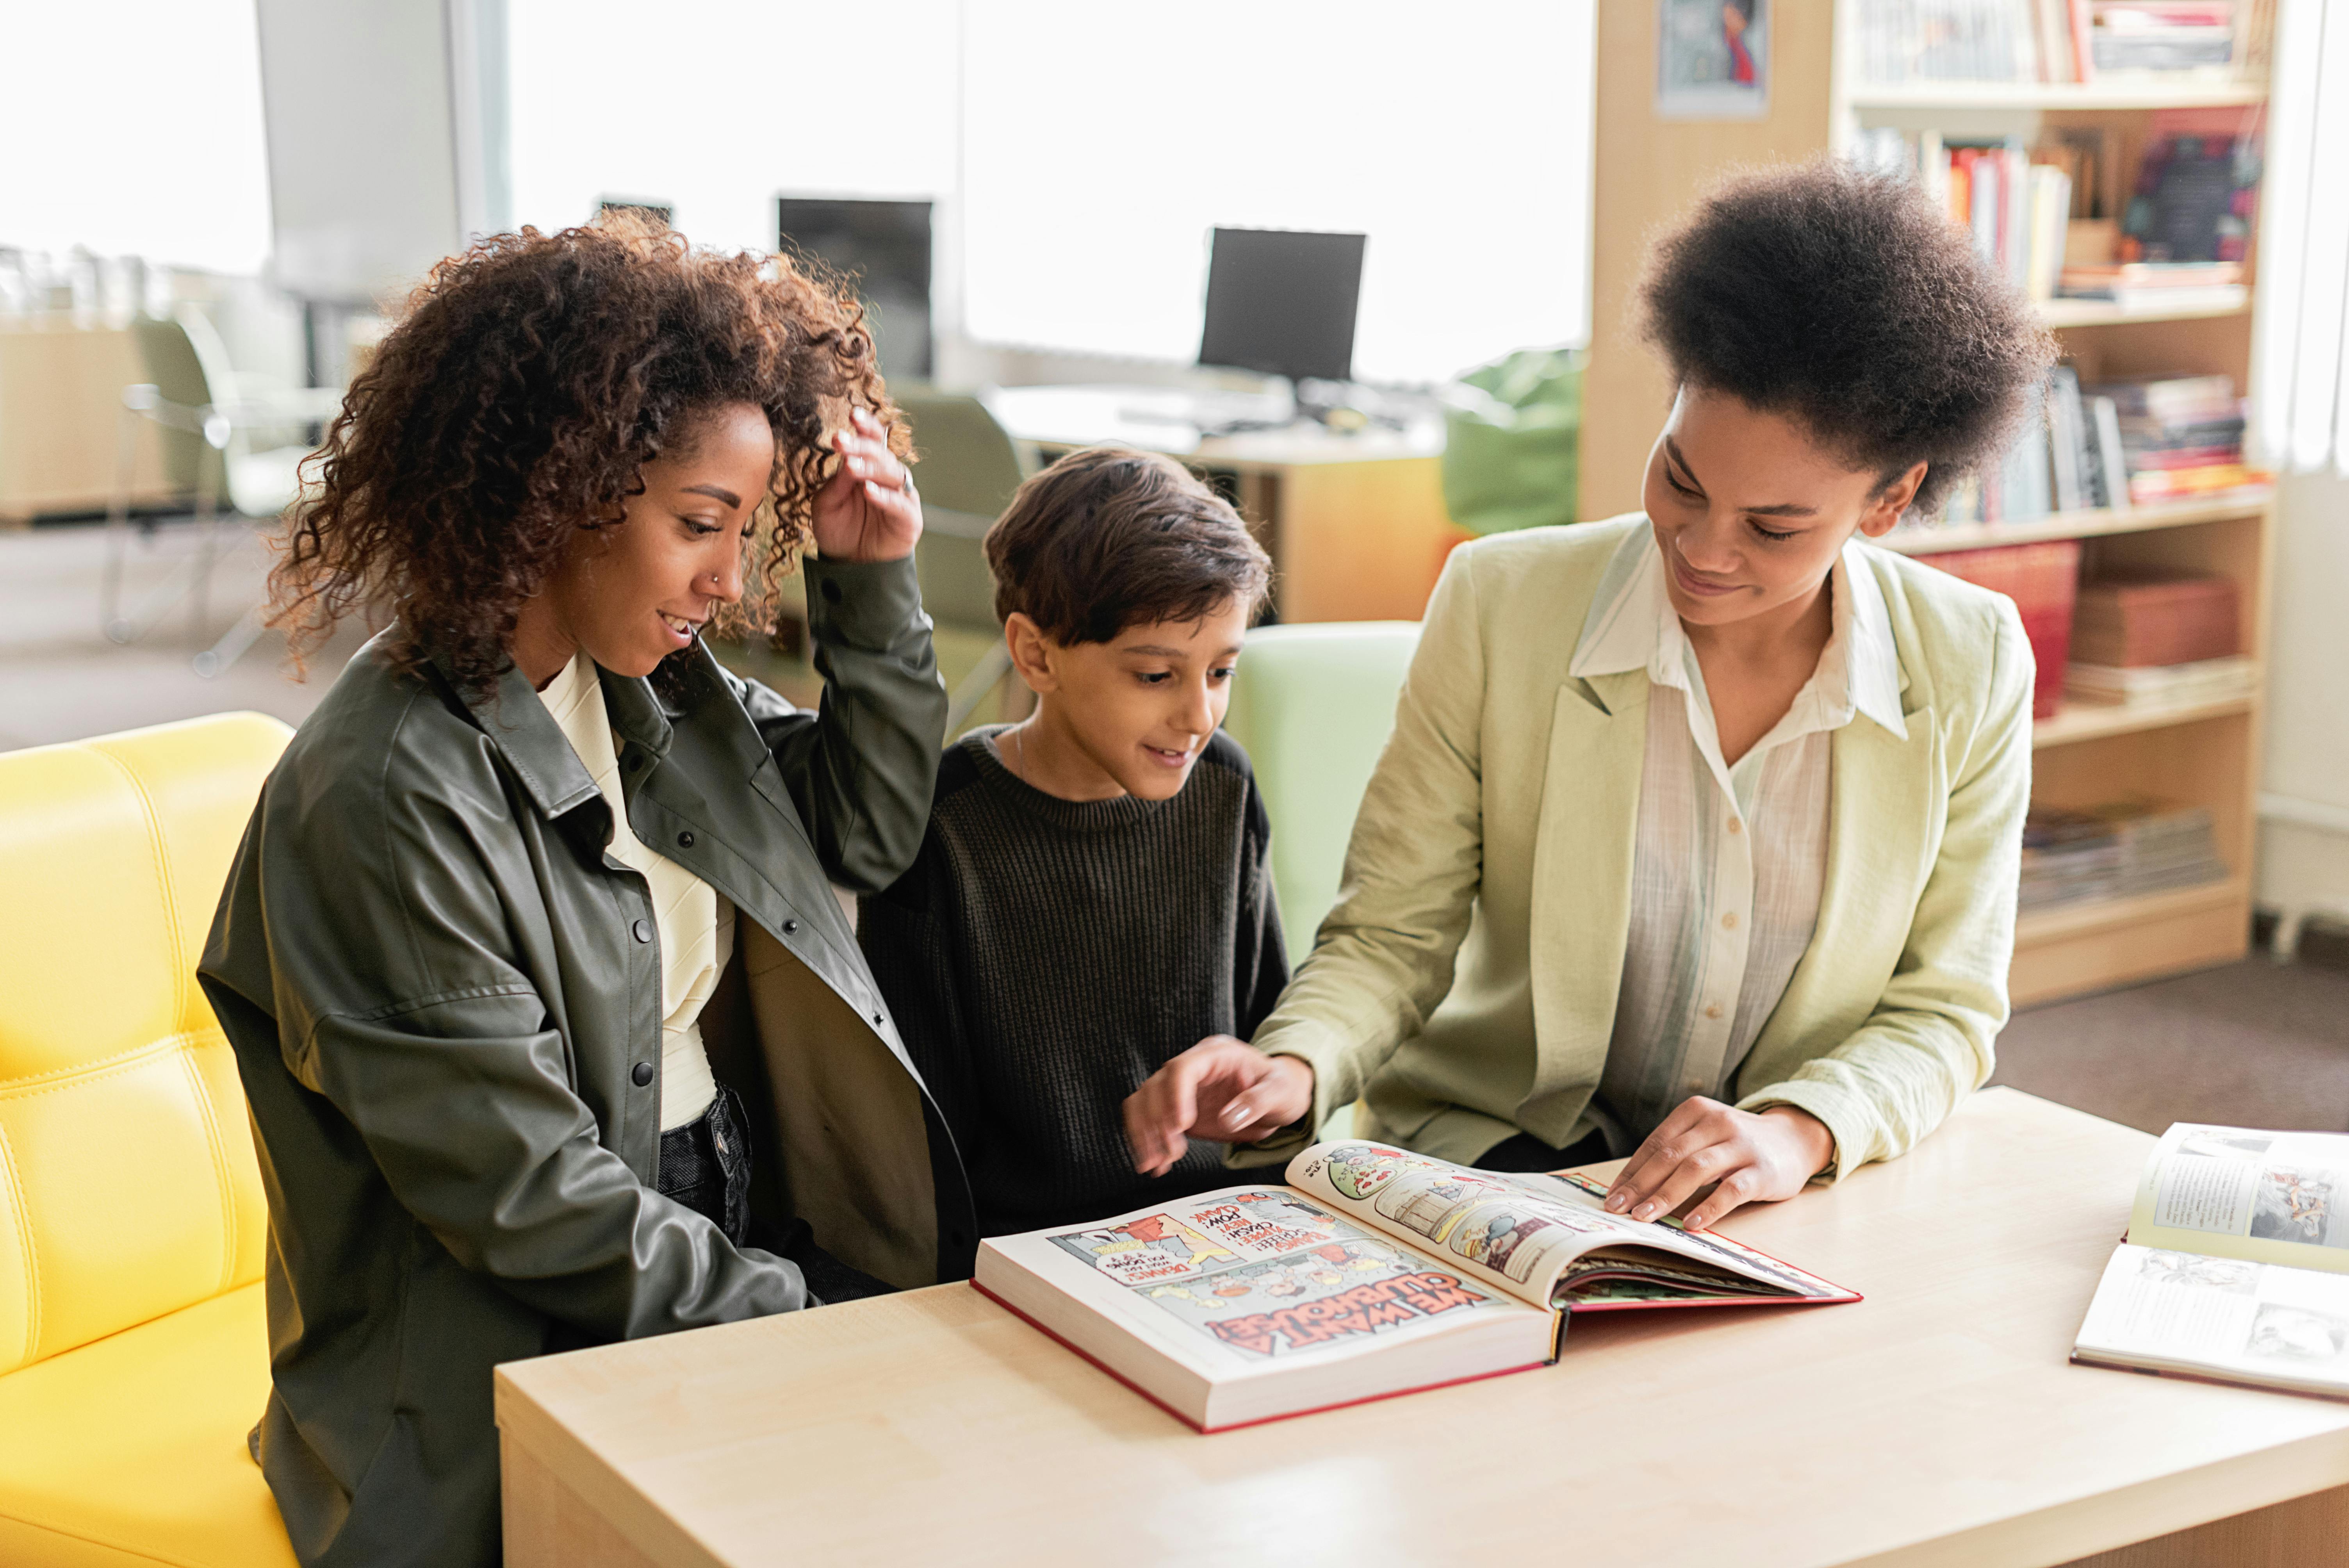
1280, 1141, 1841, 1308
1026, 1187, 1543, 1372
2073, 1243, 2349, 1396
2129, 1124, 2349, 1276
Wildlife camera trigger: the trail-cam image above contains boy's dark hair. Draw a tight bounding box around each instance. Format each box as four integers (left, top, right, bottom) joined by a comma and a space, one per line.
1640, 158, 2056, 517
984, 447, 1273, 644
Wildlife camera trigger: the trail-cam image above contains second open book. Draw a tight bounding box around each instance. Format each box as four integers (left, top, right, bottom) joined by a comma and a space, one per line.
974, 1139, 1857, 1431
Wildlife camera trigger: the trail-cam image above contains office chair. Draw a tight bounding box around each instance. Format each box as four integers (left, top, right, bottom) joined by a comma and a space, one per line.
891, 388, 1038, 737
102, 306, 340, 675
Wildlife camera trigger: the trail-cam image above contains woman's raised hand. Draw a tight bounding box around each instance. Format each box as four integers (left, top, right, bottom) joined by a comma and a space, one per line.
1602, 1098, 1835, 1231
1123, 1036, 1316, 1178
813, 406, 922, 563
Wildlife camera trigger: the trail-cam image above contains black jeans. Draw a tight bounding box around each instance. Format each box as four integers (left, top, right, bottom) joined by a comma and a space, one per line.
656, 1081, 896, 1305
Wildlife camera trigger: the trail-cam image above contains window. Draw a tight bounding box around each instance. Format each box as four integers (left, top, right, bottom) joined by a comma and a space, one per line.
0, 0, 273, 274
960, 1, 1597, 384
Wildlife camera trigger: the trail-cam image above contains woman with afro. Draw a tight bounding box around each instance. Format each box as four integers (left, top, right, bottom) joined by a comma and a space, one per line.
198, 217, 973, 1567
1130, 160, 2056, 1233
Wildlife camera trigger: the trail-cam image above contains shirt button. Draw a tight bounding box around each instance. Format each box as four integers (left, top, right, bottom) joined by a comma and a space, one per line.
1726, 818, 1743, 835
782, 918, 800, 935
676, 830, 695, 849
632, 919, 652, 943
1704, 1002, 1724, 1020
1722, 912, 1739, 931
872, 1012, 884, 1026
631, 1061, 654, 1087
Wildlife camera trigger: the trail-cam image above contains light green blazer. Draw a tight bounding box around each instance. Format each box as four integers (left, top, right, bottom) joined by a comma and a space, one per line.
1243, 513, 2035, 1179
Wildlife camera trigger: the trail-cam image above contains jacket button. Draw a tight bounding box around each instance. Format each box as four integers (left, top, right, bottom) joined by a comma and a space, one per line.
632, 919, 651, 943
631, 1061, 654, 1087
624, 754, 643, 771
821, 578, 843, 604
676, 830, 695, 848
782, 918, 799, 935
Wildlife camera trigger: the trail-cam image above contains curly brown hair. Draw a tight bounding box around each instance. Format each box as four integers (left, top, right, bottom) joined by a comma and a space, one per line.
1640, 159, 2057, 517
271, 214, 907, 692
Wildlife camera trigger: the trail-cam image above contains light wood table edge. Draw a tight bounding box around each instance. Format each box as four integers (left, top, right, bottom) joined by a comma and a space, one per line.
500, 1371, 716, 1568
1840, 1438, 2349, 1568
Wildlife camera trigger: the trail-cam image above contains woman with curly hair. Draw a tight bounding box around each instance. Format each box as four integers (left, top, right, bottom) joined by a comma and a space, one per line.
1130, 160, 2056, 1226
198, 217, 973, 1568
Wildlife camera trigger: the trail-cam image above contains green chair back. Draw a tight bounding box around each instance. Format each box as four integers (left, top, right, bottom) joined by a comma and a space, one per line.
1222, 621, 1421, 959
895, 388, 1032, 634
132, 315, 215, 412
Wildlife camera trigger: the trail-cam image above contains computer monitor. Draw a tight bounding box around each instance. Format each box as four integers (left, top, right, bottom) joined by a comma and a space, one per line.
776, 198, 934, 381
1196, 227, 1366, 387
596, 198, 673, 227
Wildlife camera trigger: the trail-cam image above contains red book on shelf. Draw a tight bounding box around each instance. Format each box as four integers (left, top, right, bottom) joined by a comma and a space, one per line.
1919, 541, 2083, 719
2071, 573, 2239, 666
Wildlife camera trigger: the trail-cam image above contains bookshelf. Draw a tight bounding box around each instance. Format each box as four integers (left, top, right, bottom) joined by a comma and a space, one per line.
1582, 5, 2274, 1007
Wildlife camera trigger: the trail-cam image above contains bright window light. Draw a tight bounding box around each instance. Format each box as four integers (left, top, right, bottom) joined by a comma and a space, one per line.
0, 0, 274, 274
508, 0, 961, 257
961, 0, 1597, 384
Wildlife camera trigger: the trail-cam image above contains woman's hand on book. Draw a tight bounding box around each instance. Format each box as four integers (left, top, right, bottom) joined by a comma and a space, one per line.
1123, 1037, 1315, 1177
1603, 1100, 1835, 1232
813, 406, 922, 562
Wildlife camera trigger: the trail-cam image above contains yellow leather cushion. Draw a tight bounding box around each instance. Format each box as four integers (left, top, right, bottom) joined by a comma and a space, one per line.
0, 715, 286, 1374
0, 1281, 294, 1568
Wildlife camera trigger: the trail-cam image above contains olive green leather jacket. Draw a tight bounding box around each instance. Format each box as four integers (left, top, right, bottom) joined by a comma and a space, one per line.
198, 556, 973, 1568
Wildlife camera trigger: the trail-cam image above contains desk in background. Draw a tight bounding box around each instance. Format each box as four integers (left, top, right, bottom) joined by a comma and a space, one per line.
0, 320, 188, 523
495, 1088, 2349, 1567
987, 383, 1461, 624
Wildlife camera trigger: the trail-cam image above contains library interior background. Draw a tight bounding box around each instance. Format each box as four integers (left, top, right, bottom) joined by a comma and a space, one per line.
8, 0, 2349, 1563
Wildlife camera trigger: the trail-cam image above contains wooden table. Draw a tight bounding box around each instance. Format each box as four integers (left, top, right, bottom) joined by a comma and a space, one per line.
984, 383, 1461, 625
496, 1089, 2349, 1566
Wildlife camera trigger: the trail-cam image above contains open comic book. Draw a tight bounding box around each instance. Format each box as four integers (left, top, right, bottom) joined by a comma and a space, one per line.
2075, 1123, 2349, 1400
973, 1140, 1857, 1432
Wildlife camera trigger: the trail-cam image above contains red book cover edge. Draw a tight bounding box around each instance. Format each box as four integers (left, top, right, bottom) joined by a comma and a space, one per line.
967, 1279, 1557, 1434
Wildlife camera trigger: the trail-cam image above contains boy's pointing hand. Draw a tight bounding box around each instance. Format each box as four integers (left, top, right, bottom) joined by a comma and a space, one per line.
1123, 1037, 1315, 1177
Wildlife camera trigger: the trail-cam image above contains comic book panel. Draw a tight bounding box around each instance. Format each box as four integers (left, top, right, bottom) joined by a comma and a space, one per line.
1135, 1235, 1508, 1360
1048, 1214, 1246, 1287
1182, 1191, 1354, 1259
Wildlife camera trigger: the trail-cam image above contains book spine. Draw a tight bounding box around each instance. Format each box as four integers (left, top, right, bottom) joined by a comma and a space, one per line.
2050, 366, 2087, 511
2092, 395, 2132, 511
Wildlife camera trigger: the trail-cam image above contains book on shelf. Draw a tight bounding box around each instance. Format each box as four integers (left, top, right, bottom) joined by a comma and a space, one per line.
2073, 570, 2240, 666
2066, 652, 2257, 706
2074, 1121, 2349, 1402
1848, 0, 2270, 86
2057, 260, 2245, 312
973, 1140, 1857, 1431
2123, 109, 2262, 264
2085, 373, 2264, 507
2020, 796, 2224, 911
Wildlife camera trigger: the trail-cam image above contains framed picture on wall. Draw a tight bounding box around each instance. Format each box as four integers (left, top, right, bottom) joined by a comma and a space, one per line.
1656, 0, 1768, 121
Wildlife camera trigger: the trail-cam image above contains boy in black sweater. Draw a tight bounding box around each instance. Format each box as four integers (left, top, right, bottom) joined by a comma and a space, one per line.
859, 447, 1287, 1238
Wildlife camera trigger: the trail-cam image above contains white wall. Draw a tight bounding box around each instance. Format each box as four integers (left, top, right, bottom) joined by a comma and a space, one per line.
2257, 469, 2349, 914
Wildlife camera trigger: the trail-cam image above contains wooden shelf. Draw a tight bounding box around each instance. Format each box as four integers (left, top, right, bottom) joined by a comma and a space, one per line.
2036, 298, 2250, 330
2016, 875, 2247, 946
1882, 488, 2274, 556
2032, 694, 2255, 750
1846, 80, 2267, 111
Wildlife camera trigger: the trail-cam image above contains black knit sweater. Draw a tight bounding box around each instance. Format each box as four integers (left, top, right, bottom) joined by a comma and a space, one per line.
858, 726, 1289, 1237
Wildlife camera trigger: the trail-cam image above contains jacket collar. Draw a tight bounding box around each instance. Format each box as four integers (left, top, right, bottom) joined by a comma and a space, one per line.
429, 639, 704, 820
1566, 520, 1908, 740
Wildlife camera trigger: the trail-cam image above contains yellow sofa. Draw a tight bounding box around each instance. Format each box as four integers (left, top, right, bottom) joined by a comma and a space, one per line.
0, 714, 297, 1568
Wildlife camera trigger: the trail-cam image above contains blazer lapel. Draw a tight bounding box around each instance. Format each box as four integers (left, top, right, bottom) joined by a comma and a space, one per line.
1526, 671, 1649, 1103
1744, 703, 1941, 1084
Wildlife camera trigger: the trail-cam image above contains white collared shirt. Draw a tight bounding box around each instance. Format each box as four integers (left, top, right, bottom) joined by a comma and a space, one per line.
1567, 526, 1908, 1152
